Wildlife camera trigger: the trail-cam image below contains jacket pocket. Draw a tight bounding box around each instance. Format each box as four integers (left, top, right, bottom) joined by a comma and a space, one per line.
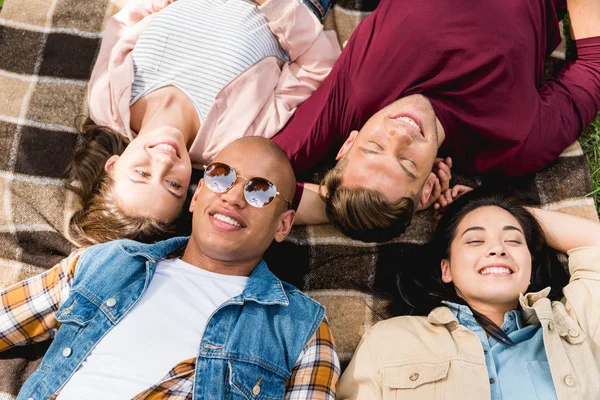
382, 361, 450, 399
228, 360, 287, 400
55, 291, 99, 327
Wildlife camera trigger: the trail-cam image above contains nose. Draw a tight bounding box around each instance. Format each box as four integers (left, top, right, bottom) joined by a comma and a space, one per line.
149, 152, 176, 177
487, 241, 507, 257
386, 122, 413, 150
220, 180, 247, 209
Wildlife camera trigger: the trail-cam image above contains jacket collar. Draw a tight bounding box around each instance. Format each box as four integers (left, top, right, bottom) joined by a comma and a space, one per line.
427, 305, 460, 329
119, 237, 289, 306
241, 260, 289, 306
427, 288, 553, 328
519, 287, 551, 325
117, 236, 190, 261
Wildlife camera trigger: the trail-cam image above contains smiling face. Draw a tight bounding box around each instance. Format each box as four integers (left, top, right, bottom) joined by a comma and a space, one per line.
441, 206, 533, 310
105, 126, 192, 223
186, 138, 295, 268
337, 94, 442, 204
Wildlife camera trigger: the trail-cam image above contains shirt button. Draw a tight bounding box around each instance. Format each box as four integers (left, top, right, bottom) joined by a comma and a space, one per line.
548, 321, 555, 332
508, 314, 514, 320
490, 378, 496, 384
409, 373, 419, 381
62, 347, 72, 357
106, 298, 117, 307
252, 385, 261, 396
568, 329, 580, 338
564, 375, 575, 386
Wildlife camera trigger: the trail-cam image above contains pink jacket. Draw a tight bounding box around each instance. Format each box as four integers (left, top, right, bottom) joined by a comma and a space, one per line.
87, 0, 340, 167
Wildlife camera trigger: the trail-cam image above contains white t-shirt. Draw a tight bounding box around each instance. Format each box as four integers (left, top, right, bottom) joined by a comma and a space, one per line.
57, 258, 248, 399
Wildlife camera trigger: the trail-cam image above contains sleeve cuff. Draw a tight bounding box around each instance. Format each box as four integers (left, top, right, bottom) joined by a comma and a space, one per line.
567, 245, 600, 275
292, 181, 304, 211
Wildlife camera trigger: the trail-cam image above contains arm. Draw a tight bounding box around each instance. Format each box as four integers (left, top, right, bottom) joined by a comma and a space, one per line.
0, 251, 81, 351
336, 327, 382, 399
294, 183, 328, 225
527, 208, 600, 346
251, 0, 341, 139
505, 38, 600, 175
527, 208, 600, 252
87, 0, 176, 130
568, 0, 600, 40
285, 318, 340, 399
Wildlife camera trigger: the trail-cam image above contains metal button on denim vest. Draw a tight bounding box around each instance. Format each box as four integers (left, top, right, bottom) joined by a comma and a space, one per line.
18, 237, 324, 400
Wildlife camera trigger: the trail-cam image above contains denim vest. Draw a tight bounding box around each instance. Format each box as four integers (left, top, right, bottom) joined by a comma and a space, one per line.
18, 237, 325, 400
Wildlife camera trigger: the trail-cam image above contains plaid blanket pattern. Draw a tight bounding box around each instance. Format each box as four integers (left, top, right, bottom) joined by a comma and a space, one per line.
0, 0, 598, 398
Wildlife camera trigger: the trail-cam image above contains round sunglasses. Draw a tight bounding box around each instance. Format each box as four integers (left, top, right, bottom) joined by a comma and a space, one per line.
203, 163, 291, 209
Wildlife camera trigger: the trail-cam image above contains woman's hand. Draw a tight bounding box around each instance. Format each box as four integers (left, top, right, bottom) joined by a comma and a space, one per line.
434, 185, 473, 218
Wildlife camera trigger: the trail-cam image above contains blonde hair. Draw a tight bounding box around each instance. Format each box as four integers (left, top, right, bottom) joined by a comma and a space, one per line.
66, 118, 176, 246
320, 159, 415, 242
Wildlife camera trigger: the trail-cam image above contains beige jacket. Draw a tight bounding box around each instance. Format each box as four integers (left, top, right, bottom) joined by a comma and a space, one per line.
338, 246, 600, 400
87, 0, 340, 167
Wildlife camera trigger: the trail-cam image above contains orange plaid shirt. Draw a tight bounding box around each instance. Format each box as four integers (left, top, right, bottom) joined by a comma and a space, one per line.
0, 251, 340, 399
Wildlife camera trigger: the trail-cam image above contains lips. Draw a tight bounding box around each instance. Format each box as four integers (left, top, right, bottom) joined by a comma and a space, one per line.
148, 141, 181, 158
478, 264, 515, 275
390, 112, 424, 137
209, 208, 247, 229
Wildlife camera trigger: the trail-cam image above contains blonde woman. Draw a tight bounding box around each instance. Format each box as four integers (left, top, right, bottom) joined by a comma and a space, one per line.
68, 0, 339, 245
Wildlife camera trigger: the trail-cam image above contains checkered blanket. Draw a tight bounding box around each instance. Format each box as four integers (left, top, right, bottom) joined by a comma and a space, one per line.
0, 0, 597, 397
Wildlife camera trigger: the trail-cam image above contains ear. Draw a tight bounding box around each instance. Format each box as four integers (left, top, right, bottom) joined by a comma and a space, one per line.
274, 209, 295, 242
104, 155, 120, 176
441, 259, 453, 283
417, 172, 437, 210
189, 179, 203, 213
335, 130, 359, 160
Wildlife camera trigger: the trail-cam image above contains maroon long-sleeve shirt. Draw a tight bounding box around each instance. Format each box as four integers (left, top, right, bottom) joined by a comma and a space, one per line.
273, 0, 600, 182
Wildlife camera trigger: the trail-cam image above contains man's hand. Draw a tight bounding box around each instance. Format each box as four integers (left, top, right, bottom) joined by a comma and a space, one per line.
433, 157, 452, 193
417, 157, 452, 211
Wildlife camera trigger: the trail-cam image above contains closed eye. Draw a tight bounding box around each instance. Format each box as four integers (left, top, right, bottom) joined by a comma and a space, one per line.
136, 170, 150, 178
368, 140, 384, 150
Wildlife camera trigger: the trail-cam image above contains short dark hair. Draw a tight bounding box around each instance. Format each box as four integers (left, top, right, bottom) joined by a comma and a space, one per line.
320, 159, 415, 242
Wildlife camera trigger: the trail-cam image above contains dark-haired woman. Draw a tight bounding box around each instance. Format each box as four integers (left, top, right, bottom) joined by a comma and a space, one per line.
337, 189, 600, 399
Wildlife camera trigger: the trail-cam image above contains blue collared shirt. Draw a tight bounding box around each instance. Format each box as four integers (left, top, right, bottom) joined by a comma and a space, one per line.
447, 302, 558, 400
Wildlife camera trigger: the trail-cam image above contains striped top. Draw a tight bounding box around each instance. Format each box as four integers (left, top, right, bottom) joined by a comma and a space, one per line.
130, 0, 289, 121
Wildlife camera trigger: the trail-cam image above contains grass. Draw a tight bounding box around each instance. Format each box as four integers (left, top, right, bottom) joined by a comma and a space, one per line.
579, 114, 600, 217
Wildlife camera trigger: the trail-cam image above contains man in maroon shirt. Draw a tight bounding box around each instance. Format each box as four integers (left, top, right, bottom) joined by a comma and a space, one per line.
273, 0, 600, 242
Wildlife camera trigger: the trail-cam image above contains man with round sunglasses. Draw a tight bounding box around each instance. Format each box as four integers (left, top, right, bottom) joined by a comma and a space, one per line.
1, 137, 340, 399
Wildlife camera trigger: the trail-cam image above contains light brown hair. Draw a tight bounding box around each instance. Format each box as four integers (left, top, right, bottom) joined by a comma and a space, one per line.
66, 118, 176, 246
320, 159, 415, 242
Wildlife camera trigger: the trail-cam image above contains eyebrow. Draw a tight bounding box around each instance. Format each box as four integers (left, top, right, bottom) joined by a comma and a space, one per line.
461, 225, 524, 237
359, 147, 417, 180
128, 177, 183, 199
